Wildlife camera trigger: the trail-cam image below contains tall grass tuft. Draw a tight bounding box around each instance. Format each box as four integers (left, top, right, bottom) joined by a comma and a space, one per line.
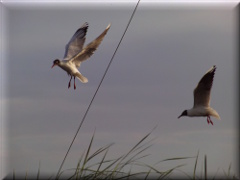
8, 129, 238, 180
55, 128, 177, 179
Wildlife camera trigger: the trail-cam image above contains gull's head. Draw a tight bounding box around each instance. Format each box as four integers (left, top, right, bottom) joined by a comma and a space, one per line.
51, 59, 60, 68
178, 110, 187, 119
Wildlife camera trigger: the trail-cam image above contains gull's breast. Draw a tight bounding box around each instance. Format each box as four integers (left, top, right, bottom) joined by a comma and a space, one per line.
188, 106, 209, 117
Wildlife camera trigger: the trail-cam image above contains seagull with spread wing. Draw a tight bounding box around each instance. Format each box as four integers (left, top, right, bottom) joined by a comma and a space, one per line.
178, 65, 220, 125
51, 22, 111, 89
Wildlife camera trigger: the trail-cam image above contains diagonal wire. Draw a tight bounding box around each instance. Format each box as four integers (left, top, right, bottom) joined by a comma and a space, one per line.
55, 0, 141, 179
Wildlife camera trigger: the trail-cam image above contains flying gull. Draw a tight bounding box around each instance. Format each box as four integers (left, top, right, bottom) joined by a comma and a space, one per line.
178, 65, 220, 125
51, 22, 111, 89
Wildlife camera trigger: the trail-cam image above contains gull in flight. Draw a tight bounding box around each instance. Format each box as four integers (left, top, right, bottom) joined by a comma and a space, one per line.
178, 65, 220, 125
51, 22, 111, 89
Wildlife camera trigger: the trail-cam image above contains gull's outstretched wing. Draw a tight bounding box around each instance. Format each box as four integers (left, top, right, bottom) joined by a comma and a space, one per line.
64, 22, 89, 60
70, 23, 111, 67
193, 65, 216, 108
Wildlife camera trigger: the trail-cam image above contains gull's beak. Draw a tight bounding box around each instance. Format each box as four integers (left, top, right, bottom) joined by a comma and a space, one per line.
51, 64, 56, 68
178, 115, 182, 119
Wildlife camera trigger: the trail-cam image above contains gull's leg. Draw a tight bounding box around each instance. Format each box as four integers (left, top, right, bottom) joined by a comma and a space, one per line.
68, 76, 72, 89
207, 116, 210, 124
209, 116, 213, 125
74, 76, 76, 90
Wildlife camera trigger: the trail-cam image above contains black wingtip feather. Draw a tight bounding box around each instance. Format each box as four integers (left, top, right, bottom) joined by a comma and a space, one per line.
209, 65, 216, 75
75, 22, 89, 35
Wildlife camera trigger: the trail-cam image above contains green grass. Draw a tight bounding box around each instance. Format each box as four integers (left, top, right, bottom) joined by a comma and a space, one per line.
10, 129, 238, 180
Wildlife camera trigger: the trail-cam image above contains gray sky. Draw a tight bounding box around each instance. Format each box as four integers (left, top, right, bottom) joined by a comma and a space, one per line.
1, 1, 239, 179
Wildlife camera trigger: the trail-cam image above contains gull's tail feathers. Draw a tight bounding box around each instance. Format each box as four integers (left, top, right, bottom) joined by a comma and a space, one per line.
75, 72, 88, 83
210, 108, 221, 120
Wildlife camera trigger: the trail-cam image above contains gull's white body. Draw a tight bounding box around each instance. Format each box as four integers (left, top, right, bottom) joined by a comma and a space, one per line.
57, 60, 87, 82
187, 106, 220, 119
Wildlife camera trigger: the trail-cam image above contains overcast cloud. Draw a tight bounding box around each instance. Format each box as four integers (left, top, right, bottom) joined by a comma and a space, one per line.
0, 1, 238, 179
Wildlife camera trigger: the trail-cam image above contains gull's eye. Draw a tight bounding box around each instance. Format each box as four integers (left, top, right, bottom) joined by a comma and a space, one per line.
53, 59, 60, 64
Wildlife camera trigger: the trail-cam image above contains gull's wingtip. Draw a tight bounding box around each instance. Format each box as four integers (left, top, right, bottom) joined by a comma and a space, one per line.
106, 23, 111, 29
212, 65, 217, 72
207, 65, 216, 74
82, 22, 89, 27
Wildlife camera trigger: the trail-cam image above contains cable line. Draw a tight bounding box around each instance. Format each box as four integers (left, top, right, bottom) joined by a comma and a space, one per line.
56, 0, 141, 178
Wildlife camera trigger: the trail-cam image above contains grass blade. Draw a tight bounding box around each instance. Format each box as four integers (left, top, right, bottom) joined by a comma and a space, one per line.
158, 164, 186, 179
93, 147, 110, 179
37, 161, 41, 180
204, 154, 207, 180
228, 163, 232, 177
25, 169, 28, 180
111, 127, 157, 177
144, 169, 151, 180
193, 150, 199, 180
174, 168, 192, 179
87, 143, 114, 163
158, 156, 195, 163
78, 130, 96, 178
13, 169, 15, 180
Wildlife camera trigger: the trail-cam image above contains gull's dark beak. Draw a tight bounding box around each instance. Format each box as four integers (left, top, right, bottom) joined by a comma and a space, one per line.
178, 110, 187, 119
51, 64, 56, 68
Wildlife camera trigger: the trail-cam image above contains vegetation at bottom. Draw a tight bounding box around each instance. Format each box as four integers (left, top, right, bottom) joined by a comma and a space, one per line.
8, 129, 238, 180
